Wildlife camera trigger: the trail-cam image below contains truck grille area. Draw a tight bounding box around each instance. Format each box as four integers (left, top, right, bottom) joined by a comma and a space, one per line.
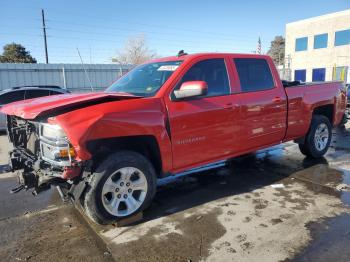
7, 116, 69, 194
7, 116, 40, 158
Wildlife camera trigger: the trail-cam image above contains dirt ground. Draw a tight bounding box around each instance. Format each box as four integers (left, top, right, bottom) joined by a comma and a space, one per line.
0, 124, 350, 262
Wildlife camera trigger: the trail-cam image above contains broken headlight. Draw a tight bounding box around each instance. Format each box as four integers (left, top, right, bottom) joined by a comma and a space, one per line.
39, 123, 75, 166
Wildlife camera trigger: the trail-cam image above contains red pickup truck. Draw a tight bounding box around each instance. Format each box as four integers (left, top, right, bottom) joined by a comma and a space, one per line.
1, 53, 347, 224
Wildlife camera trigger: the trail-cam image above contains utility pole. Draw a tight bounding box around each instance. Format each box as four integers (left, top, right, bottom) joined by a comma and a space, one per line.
41, 9, 49, 64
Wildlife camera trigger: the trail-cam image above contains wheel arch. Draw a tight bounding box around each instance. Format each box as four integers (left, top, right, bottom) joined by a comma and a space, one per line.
86, 135, 163, 177
312, 104, 334, 126
295, 105, 334, 145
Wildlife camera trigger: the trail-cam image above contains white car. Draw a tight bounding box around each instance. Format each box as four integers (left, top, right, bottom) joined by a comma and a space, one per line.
0, 86, 70, 132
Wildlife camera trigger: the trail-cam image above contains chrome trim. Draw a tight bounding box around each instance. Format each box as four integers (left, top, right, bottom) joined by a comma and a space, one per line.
40, 141, 72, 167
39, 123, 73, 167
157, 160, 226, 186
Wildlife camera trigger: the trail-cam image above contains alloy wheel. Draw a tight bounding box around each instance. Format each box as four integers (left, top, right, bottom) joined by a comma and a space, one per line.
314, 123, 329, 151
101, 167, 148, 217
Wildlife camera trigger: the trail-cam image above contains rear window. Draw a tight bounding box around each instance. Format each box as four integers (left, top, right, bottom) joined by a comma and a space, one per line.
234, 58, 275, 92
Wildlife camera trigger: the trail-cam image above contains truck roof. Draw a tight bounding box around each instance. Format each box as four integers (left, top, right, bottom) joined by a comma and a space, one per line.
150, 52, 270, 63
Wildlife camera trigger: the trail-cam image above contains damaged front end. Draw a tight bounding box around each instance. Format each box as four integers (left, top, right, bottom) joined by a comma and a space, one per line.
7, 116, 86, 200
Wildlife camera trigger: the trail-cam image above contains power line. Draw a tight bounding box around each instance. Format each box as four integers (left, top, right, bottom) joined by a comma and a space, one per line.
47, 20, 256, 42
46, 29, 253, 46
0, 20, 256, 44
47, 26, 254, 44
0, 5, 257, 40
1, 31, 253, 51
0, 7, 258, 63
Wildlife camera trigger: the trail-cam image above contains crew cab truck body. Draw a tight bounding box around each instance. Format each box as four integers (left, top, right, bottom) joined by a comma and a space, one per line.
1, 53, 347, 224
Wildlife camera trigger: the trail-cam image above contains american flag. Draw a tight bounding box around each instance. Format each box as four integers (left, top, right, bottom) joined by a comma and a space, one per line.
256, 37, 262, 54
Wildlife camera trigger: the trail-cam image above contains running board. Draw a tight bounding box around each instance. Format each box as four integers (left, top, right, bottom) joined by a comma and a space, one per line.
157, 160, 227, 186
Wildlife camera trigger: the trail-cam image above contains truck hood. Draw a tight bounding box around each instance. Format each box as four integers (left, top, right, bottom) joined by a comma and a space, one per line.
0, 92, 140, 120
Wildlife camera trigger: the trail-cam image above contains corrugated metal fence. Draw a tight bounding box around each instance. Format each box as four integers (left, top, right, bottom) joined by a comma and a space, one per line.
0, 63, 131, 93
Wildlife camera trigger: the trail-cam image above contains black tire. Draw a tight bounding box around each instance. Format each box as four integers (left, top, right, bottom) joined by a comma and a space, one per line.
298, 143, 310, 156
83, 151, 157, 225
298, 115, 332, 158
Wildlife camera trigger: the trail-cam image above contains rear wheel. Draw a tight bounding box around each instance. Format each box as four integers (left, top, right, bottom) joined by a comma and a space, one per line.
83, 151, 157, 224
298, 115, 332, 158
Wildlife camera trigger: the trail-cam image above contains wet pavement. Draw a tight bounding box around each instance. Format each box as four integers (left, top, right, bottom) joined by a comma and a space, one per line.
0, 135, 113, 262
292, 214, 350, 262
0, 124, 350, 261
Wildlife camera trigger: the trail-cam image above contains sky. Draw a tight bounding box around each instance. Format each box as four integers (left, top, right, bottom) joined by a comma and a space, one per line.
1, 0, 349, 64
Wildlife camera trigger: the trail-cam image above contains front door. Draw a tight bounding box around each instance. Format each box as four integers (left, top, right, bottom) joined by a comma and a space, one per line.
166, 58, 240, 171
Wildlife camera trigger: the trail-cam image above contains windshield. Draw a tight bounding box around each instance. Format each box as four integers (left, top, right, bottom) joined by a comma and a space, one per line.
106, 61, 183, 97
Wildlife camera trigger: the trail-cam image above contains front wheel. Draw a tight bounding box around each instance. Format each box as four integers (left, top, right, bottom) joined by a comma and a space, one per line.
83, 151, 157, 225
298, 115, 332, 158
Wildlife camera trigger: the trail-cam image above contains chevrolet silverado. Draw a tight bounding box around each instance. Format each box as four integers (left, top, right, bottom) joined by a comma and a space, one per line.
1, 53, 347, 224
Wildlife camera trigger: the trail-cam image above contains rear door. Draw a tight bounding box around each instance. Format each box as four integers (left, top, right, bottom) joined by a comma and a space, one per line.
166, 58, 241, 171
232, 57, 287, 152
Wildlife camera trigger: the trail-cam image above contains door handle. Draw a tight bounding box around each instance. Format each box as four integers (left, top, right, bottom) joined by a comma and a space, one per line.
272, 97, 282, 103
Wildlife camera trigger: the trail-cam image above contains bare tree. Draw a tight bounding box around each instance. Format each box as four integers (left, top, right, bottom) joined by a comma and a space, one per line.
112, 35, 157, 66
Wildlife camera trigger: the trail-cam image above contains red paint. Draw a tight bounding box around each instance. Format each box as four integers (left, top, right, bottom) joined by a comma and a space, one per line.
62, 166, 82, 180
1, 53, 347, 178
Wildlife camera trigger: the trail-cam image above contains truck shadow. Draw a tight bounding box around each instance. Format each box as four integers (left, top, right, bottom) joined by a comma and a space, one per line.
141, 144, 330, 224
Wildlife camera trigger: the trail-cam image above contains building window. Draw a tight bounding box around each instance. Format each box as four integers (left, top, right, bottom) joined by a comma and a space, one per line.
295, 37, 308, 51
335, 29, 350, 46
333, 66, 348, 82
314, 33, 328, 49
294, 69, 306, 82
312, 68, 326, 82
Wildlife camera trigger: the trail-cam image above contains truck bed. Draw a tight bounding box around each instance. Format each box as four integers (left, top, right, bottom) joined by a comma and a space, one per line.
284, 81, 346, 141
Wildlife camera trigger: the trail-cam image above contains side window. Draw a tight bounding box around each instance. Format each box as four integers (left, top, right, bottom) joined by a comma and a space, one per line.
0, 91, 25, 105
234, 58, 274, 92
176, 59, 230, 97
25, 90, 50, 100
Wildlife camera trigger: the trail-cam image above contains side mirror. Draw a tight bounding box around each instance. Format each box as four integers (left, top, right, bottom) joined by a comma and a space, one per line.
174, 81, 208, 99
